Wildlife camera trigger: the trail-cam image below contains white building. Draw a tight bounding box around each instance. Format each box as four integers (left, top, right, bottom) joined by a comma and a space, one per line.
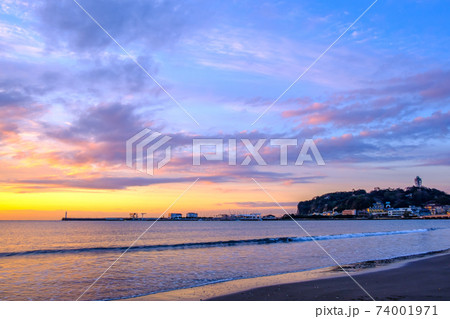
387, 208, 411, 217
170, 213, 182, 219
237, 213, 262, 220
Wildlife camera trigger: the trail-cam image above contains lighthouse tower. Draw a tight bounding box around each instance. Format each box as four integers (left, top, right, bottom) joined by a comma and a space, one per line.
414, 176, 422, 188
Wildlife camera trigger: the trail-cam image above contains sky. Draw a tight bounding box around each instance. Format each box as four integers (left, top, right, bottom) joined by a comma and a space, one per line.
0, 0, 449, 220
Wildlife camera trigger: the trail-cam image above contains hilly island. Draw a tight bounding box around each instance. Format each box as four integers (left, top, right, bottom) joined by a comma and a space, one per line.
295, 182, 450, 219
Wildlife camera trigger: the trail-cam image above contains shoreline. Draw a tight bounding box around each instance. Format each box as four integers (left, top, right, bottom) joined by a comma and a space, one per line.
210, 251, 450, 301
126, 249, 449, 301
60, 217, 449, 221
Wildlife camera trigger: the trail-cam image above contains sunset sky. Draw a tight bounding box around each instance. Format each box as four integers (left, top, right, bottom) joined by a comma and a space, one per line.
0, 0, 449, 220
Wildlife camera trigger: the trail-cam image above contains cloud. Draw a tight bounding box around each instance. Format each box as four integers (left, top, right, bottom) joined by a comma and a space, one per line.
227, 201, 298, 208
0, 89, 30, 107
11, 176, 203, 190
43, 102, 154, 166
78, 55, 159, 95
0, 21, 44, 59
7, 168, 325, 191
1, 1, 448, 197
418, 155, 450, 167
47, 103, 149, 143
281, 69, 450, 130
0, 86, 44, 142
34, 0, 210, 53
310, 111, 450, 164
359, 111, 450, 141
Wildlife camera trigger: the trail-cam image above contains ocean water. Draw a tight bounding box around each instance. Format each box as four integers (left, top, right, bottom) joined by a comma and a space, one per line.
0, 219, 448, 300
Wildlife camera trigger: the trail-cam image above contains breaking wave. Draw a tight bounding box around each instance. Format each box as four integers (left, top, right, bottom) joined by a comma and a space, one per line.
0, 228, 436, 258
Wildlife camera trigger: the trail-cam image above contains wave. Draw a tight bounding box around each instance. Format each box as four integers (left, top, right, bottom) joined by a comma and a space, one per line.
0, 228, 437, 258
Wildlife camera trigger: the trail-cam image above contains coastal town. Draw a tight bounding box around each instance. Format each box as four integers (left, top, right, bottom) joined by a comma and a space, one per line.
62, 177, 449, 221
295, 177, 450, 220
61, 211, 278, 221
166, 200, 449, 221
310, 201, 450, 219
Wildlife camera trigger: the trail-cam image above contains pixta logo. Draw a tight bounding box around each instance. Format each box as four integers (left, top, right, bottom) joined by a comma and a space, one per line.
126, 129, 325, 175
126, 129, 172, 175
192, 138, 325, 166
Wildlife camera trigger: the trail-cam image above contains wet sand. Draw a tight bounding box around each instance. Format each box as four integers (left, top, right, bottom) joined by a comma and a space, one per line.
210, 253, 450, 301
128, 250, 449, 301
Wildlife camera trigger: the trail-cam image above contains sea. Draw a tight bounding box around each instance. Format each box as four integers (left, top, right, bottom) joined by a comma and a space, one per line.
0, 219, 449, 300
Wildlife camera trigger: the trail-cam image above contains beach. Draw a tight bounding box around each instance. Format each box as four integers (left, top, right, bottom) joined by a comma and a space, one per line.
127, 252, 450, 301
1, 220, 449, 300
210, 253, 450, 301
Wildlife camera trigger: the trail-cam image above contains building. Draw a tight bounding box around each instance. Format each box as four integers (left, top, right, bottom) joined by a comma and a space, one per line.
356, 210, 370, 218
414, 176, 422, 188
387, 208, 410, 217
170, 213, 182, 219
342, 209, 356, 216
408, 206, 422, 216
418, 208, 432, 216
367, 201, 386, 216
216, 214, 237, 221
425, 203, 437, 215
434, 205, 449, 214
237, 213, 262, 220
186, 212, 198, 219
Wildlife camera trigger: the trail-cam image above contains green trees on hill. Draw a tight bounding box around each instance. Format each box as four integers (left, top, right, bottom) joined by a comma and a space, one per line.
296, 186, 450, 216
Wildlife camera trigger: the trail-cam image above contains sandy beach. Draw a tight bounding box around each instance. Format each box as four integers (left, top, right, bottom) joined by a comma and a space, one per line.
128, 250, 449, 301
210, 253, 450, 301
